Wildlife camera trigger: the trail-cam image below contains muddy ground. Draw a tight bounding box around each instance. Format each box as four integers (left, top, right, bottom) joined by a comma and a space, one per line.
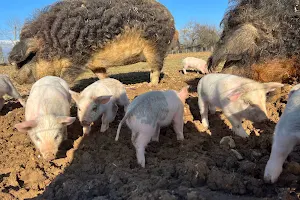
0, 52, 300, 200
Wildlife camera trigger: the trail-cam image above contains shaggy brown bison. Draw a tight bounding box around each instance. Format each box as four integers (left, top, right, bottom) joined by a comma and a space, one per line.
207, 0, 300, 82
9, 0, 175, 85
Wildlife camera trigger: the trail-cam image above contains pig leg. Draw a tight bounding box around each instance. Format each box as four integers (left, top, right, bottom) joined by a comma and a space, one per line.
183, 65, 188, 74
133, 131, 152, 168
198, 96, 209, 128
0, 98, 4, 111
209, 104, 216, 114
117, 93, 130, 112
173, 111, 184, 140
100, 104, 118, 132
264, 135, 297, 183
83, 126, 91, 135
224, 112, 248, 138
6, 82, 25, 107
143, 47, 163, 85
151, 126, 160, 142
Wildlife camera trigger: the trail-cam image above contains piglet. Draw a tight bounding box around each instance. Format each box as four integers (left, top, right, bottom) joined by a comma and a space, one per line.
0, 74, 25, 110
15, 76, 76, 161
197, 73, 284, 138
69, 78, 130, 135
264, 84, 300, 183
182, 57, 209, 75
115, 86, 189, 168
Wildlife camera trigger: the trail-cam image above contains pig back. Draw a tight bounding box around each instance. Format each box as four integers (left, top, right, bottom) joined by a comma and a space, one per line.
276, 89, 300, 135
25, 83, 71, 120
128, 90, 181, 127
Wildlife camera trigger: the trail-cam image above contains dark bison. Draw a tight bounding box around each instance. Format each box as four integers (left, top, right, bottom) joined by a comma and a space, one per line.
207, 0, 300, 82
9, 0, 175, 85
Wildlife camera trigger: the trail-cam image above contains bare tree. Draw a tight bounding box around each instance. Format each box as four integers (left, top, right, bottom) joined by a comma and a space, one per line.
0, 46, 4, 64
0, 18, 23, 44
180, 21, 220, 50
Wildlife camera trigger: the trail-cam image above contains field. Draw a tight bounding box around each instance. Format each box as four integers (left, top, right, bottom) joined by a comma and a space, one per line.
0, 52, 299, 200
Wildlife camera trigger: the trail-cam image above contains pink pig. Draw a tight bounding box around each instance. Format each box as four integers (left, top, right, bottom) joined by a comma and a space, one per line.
15, 76, 76, 161
182, 57, 209, 75
264, 84, 300, 183
115, 86, 189, 167
69, 78, 130, 135
0, 74, 25, 109
197, 73, 284, 138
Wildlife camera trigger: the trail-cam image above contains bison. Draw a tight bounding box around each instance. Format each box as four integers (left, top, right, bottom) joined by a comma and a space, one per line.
9, 0, 175, 85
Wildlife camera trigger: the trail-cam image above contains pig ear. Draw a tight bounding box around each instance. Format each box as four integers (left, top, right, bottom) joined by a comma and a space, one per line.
227, 89, 243, 101
178, 86, 190, 100
93, 95, 112, 105
263, 82, 284, 93
14, 120, 37, 133
69, 90, 80, 103
57, 116, 76, 126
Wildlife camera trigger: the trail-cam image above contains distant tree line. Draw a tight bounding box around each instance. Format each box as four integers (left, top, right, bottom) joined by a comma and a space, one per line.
171, 21, 220, 54
0, 46, 4, 64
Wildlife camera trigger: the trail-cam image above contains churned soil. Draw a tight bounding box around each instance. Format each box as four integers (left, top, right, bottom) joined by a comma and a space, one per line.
0, 52, 299, 200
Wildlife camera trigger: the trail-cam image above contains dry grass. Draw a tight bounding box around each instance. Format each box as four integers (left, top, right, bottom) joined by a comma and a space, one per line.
76, 52, 212, 80
0, 52, 212, 95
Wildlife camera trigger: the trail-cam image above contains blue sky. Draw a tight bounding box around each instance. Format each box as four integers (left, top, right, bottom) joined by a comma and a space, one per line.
0, 0, 229, 40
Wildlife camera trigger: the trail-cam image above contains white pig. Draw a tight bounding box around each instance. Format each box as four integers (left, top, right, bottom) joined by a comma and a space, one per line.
69, 78, 130, 135
14, 76, 76, 161
115, 86, 189, 168
0, 74, 25, 110
182, 57, 209, 75
264, 84, 300, 183
197, 73, 284, 138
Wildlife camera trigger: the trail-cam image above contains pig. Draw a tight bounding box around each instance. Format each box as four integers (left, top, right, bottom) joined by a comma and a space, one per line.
0, 74, 25, 110
182, 57, 209, 75
264, 84, 300, 183
69, 78, 130, 135
115, 86, 189, 168
197, 73, 284, 138
14, 76, 76, 161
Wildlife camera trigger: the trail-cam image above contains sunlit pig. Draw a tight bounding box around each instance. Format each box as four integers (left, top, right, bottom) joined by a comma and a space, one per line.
115, 86, 189, 167
14, 76, 76, 161
69, 78, 130, 135
0, 74, 25, 110
182, 57, 209, 75
264, 83, 300, 183
197, 73, 284, 138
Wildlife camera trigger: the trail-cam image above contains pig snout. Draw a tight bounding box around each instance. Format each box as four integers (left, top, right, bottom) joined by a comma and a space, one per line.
41, 151, 57, 161
81, 120, 92, 126
250, 112, 268, 123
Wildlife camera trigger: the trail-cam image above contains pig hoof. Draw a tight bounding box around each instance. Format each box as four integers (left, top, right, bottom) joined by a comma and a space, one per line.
177, 136, 184, 141
100, 125, 109, 132
138, 159, 145, 168
264, 173, 277, 184
263, 174, 272, 183
201, 121, 209, 129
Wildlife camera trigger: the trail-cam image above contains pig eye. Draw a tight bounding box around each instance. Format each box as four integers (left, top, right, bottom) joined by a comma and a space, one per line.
35, 135, 41, 142
92, 105, 97, 112
54, 135, 59, 140
244, 99, 251, 105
